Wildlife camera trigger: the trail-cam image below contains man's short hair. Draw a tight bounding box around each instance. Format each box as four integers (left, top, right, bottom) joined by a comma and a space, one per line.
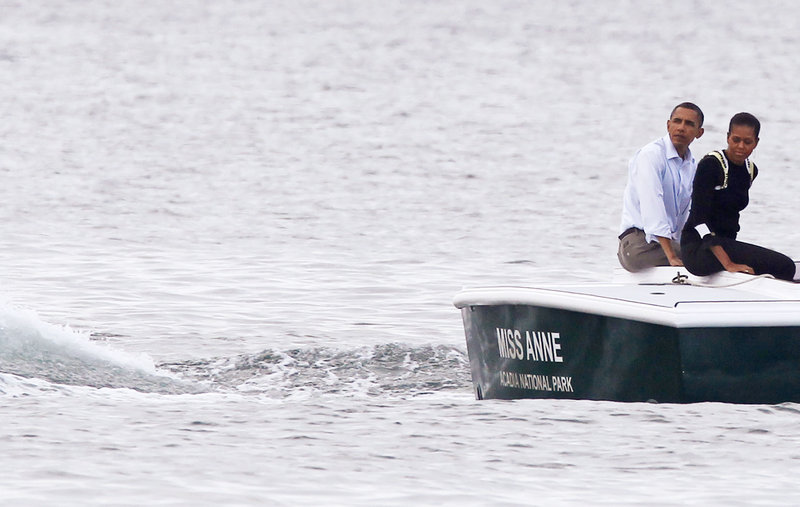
728, 112, 761, 139
671, 102, 704, 128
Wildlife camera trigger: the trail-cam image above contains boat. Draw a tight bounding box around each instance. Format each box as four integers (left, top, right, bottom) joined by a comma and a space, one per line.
454, 265, 800, 404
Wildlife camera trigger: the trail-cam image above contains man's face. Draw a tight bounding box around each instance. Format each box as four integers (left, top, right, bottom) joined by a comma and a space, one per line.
667, 107, 704, 153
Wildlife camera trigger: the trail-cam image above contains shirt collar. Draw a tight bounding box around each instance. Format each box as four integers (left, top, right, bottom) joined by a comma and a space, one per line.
663, 134, 685, 161
662, 134, 694, 164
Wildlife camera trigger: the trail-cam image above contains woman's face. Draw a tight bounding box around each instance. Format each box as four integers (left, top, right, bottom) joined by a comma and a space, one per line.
726, 124, 759, 165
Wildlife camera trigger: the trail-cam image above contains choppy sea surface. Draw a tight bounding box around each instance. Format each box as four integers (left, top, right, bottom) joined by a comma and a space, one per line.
3, 1, 800, 505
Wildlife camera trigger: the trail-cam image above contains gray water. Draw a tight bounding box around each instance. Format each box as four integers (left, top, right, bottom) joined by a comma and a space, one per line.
3, 1, 800, 505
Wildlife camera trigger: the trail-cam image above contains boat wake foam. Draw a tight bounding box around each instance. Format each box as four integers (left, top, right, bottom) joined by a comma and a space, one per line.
0, 302, 470, 398
0, 302, 201, 395
160, 343, 472, 398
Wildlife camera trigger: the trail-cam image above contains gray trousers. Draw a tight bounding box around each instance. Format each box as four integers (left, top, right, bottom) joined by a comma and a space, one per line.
617, 228, 680, 272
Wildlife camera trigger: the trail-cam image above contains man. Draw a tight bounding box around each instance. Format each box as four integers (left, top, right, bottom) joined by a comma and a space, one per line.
618, 102, 705, 271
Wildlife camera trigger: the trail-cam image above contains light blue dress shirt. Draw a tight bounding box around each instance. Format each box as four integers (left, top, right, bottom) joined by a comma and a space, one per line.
619, 134, 697, 244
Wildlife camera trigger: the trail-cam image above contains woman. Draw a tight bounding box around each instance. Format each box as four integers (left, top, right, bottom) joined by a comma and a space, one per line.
680, 112, 796, 281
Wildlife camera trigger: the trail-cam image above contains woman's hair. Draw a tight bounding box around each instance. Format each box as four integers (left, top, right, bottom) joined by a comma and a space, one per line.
729, 112, 761, 138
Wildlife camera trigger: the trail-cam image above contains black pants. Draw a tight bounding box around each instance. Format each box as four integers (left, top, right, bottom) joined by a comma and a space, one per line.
681, 228, 796, 281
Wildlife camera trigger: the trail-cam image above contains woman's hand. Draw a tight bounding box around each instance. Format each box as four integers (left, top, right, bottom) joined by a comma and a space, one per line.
725, 263, 755, 275
710, 245, 755, 275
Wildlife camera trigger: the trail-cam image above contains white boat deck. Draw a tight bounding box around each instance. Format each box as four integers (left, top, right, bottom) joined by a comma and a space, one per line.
454, 266, 800, 328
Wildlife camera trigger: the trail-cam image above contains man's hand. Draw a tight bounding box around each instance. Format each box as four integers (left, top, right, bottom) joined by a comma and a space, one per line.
657, 236, 682, 266
668, 256, 684, 267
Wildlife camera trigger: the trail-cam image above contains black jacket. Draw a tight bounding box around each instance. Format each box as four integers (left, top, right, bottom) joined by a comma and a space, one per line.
681, 151, 758, 246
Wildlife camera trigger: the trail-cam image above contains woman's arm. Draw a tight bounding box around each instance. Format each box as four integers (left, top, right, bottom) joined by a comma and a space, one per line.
689, 157, 722, 226
710, 245, 754, 274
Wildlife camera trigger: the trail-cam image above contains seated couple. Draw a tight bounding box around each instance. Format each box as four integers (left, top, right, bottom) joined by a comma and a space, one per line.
617, 103, 797, 281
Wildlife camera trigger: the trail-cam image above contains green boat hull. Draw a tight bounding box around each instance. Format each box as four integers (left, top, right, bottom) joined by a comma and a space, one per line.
461, 304, 800, 404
